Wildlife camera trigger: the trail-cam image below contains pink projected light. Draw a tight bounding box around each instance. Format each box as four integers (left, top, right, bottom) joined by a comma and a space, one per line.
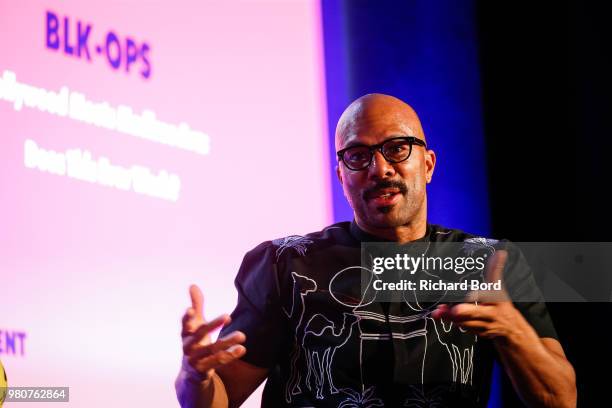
0, 1, 331, 406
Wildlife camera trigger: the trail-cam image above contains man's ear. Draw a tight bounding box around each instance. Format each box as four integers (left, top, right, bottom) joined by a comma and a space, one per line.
425, 149, 436, 184
336, 165, 343, 184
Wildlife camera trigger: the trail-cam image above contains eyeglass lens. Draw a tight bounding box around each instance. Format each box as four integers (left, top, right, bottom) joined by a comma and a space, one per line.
342, 139, 412, 170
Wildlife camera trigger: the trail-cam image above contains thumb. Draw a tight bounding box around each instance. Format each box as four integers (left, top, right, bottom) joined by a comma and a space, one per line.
485, 249, 508, 284
464, 249, 510, 303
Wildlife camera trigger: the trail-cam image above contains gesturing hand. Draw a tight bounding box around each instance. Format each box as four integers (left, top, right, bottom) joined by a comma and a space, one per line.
181, 284, 247, 381
431, 250, 527, 340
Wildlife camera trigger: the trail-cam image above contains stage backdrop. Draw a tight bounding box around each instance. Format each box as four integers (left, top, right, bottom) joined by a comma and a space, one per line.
0, 1, 331, 406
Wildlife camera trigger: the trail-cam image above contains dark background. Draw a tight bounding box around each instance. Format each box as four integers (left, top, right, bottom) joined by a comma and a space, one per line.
323, 0, 612, 406
478, 1, 611, 406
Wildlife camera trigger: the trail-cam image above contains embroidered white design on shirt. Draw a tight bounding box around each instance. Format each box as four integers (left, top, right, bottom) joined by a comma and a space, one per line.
273, 235, 314, 259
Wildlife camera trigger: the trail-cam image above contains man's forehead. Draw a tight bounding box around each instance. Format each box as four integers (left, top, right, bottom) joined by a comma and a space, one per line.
335, 94, 425, 150
338, 124, 418, 148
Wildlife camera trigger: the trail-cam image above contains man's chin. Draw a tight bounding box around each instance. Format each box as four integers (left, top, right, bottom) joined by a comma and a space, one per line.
364, 206, 406, 227
377, 205, 393, 214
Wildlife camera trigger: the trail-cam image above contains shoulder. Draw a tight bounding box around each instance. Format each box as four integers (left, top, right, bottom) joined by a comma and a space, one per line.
234, 222, 355, 293
429, 223, 499, 245
428, 223, 516, 259
243, 221, 354, 264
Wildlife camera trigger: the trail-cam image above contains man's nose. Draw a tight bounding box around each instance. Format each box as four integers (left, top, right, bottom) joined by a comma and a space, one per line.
368, 150, 396, 179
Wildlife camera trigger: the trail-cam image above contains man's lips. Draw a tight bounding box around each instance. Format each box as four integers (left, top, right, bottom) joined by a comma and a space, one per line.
362, 181, 408, 208
364, 187, 401, 200
364, 188, 403, 206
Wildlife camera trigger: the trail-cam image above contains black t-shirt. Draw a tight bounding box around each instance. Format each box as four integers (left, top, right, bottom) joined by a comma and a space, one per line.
219, 221, 557, 407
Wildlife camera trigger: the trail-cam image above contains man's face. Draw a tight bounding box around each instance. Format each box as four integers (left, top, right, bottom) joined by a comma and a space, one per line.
336, 113, 435, 230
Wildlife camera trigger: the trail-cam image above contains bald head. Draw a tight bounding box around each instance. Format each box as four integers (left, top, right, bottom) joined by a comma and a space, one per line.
335, 93, 425, 150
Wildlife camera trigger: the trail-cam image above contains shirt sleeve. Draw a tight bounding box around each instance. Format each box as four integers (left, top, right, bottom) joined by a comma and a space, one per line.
218, 242, 289, 368
500, 241, 559, 340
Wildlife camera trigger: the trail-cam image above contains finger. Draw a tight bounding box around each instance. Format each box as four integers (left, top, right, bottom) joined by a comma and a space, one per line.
189, 345, 246, 373
181, 306, 208, 336
432, 305, 491, 334
189, 284, 205, 318
455, 320, 490, 333
466, 250, 510, 303
430, 303, 450, 319
187, 331, 246, 360
183, 314, 230, 349
182, 307, 194, 326
465, 289, 509, 303
207, 331, 246, 355
446, 303, 496, 323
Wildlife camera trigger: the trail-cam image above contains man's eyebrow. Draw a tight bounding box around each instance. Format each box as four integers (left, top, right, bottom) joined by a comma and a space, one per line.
340, 141, 368, 150
340, 134, 410, 150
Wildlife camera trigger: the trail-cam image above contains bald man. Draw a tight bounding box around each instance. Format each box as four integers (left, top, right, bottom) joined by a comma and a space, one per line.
176, 94, 576, 407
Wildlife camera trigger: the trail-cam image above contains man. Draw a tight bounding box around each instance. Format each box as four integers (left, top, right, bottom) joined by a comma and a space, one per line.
176, 94, 576, 407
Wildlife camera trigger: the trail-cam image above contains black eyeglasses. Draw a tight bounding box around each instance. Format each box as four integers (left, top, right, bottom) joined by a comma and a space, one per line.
336, 136, 427, 171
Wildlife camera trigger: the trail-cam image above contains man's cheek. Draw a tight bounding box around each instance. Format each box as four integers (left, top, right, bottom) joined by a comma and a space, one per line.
344, 180, 360, 198
342, 185, 360, 208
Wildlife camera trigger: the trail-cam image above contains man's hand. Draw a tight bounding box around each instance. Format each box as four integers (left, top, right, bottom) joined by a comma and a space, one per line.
181, 284, 247, 382
431, 250, 523, 340
176, 285, 268, 407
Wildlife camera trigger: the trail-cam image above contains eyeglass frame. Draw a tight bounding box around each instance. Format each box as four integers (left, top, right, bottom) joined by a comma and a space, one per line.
336, 136, 428, 171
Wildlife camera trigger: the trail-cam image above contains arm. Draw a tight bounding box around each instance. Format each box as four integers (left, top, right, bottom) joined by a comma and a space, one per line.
217, 358, 269, 408
176, 357, 268, 408
493, 319, 576, 408
432, 251, 577, 408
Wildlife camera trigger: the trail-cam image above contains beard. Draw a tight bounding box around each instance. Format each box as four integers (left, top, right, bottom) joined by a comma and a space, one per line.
352, 185, 425, 229
378, 206, 392, 214
363, 201, 411, 227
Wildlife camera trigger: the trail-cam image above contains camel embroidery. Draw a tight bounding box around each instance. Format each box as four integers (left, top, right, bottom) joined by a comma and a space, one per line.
424, 263, 482, 385
282, 272, 318, 403
431, 318, 477, 384
425, 235, 498, 384
301, 312, 360, 399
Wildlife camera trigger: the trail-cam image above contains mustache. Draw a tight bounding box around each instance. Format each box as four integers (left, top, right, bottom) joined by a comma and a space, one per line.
362, 180, 408, 199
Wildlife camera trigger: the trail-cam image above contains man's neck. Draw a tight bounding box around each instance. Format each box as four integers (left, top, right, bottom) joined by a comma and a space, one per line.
355, 218, 428, 243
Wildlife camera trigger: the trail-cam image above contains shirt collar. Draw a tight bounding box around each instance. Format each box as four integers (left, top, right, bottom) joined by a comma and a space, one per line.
349, 219, 431, 243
